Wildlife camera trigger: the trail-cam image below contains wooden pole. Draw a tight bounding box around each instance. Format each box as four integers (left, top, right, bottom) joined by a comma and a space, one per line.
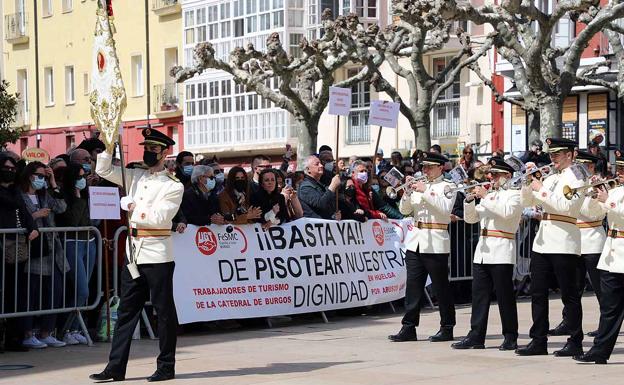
373, 126, 383, 173
334, 116, 340, 212
103, 219, 111, 339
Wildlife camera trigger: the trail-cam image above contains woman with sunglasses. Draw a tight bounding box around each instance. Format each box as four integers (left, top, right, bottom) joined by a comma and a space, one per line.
460, 146, 476, 173
17, 161, 69, 349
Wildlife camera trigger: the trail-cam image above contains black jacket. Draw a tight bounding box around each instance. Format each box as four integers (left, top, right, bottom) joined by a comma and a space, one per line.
297, 175, 336, 219
179, 184, 220, 226
250, 189, 290, 224
0, 184, 37, 233
338, 197, 367, 222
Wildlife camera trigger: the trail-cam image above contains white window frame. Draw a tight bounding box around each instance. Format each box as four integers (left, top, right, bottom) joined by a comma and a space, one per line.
44, 67, 55, 106
43, 0, 53, 17
64, 65, 75, 104
83, 72, 90, 95
62, 0, 73, 13
431, 56, 461, 139
131, 55, 144, 97
347, 67, 371, 144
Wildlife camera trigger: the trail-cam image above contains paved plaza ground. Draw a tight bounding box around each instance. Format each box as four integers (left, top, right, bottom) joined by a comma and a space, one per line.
1, 295, 623, 385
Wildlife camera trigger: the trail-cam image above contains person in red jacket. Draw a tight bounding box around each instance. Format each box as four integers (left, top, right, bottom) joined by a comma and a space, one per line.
351, 160, 387, 220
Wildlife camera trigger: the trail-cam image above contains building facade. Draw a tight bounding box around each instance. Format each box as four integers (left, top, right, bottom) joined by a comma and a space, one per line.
2, 0, 183, 161
181, 0, 493, 166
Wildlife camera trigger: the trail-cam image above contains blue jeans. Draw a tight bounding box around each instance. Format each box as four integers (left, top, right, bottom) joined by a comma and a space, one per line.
66, 239, 97, 310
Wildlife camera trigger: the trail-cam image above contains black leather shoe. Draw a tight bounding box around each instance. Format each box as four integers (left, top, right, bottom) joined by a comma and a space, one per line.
388, 326, 417, 342
499, 337, 518, 351
89, 369, 125, 382
586, 329, 599, 337
553, 342, 583, 357
573, 352, 607, 365
515, 340, 548, 356
429, 327, 453, 342
548, 322, 571, 336
147, 370, 175, 382
451, 337, 485, 350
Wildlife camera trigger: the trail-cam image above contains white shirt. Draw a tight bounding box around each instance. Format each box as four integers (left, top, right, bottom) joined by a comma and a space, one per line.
578, 194, 607, 255
598, 186, 624, 273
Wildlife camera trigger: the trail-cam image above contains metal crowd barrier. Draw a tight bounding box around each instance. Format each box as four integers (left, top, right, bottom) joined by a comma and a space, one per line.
0, 226, 102, 346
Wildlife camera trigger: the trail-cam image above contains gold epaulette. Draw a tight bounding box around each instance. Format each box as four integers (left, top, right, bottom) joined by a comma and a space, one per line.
166, 173, 180, 183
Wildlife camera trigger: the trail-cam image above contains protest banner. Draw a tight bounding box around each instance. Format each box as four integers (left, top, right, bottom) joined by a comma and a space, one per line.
172, 218, 410, 324
89, 186, 121, 220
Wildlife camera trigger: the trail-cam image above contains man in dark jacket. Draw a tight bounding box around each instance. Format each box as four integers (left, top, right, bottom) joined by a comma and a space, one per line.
298, 155, 341, 219
174, 151, 194, 188
176, 165, 223, 229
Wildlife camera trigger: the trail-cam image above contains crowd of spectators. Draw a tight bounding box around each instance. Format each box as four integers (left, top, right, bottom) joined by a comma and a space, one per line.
0, 134, 614, 352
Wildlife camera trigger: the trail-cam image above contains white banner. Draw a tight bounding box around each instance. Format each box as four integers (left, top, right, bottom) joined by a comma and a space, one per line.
328, 86, 352, 116
368, 100, 400, 128
173, 219, 410, 324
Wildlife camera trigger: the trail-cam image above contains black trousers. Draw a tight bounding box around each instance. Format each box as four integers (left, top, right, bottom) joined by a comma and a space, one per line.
106, 262, 178, 376
468, 263, 518, 343
561, 253, 602, 326
402, 249, 455, 328
588, 271, 624, 360
529, 252, 583, 345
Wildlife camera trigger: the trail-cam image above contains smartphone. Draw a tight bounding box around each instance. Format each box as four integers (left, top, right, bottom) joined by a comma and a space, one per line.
285, 178, 292, 188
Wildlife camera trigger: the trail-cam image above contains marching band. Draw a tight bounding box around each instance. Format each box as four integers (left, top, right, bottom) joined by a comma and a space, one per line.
391, 137, 624, 364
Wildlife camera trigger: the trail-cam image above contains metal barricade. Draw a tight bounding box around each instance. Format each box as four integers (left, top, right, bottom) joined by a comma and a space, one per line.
0, 226, 102, 346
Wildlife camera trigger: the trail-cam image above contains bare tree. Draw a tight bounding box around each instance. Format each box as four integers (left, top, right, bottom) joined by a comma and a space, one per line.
171, 11, 388, 164
442, 0, 624, 143
371, 0, 493, 151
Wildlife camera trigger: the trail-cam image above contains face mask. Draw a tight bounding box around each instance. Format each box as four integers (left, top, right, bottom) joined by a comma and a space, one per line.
356, 172, 368, 184
345, 186, 356, 198
183, 165, 194, 176
205, 178, 216, 191
82, 163, 92, 174
32, 177, 46, 191
75, 177, 87, 190
0, 170, 16, 183
324, 162, 334, 173
143, 151, 161, 167
234, 179, 247, 192
371, 184, 380, 193
215, 173, 225, 185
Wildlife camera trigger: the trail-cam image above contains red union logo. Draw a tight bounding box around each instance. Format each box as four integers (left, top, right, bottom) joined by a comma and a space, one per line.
196, 227, 218, 256
372, 222, 385, 246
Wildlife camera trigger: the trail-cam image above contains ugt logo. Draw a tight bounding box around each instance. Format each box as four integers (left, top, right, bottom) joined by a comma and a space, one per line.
372, 222, 385, 246
196, 227, 218, 256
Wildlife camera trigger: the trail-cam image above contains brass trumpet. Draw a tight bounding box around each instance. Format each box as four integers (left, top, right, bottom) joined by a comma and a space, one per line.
444, 181, 492, 199
386, 173, 427, 199
563, 179, 619, 200
502, 163, 555, 190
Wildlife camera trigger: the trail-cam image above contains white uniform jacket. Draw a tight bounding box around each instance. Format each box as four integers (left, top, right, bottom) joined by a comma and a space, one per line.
464, 188, 522, 264
96, 152, 184, 264
578, 194, 607, 255
399, 176, 456, 254
598, 186, 624, 274
521, 167, 584, 255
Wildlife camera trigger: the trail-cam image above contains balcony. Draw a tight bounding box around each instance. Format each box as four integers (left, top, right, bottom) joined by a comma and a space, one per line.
432, 99, 460, 139
152, 0, 181, 17
153, 83, 181, 116
5, 12, 28, 44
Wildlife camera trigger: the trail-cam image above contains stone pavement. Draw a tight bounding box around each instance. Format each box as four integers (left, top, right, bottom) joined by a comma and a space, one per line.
1, 295, 623, 385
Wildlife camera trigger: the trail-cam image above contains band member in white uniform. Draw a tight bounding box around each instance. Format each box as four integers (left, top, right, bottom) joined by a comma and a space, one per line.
389, 152, 457, 342
574, 150, 624, 364
452, 157, 521, 350
516, 138, 585, 357
550, 150, 607, 338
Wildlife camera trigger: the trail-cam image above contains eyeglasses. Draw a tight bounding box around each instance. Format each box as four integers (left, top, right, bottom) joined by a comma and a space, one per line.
33, 173, 46, 179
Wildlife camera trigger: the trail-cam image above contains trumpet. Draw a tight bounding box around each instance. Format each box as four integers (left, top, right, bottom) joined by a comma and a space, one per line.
563, 179, 619, 200
444, 181, 492, 199
386, 173, 427, 199
502, 163, 555, 190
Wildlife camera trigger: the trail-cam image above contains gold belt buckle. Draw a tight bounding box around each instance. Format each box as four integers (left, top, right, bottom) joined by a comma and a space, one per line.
416, 222, 423, 229
480, 228, 488, 236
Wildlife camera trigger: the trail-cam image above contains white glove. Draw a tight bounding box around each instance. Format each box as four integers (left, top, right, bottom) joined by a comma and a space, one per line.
120, 196, 135, 211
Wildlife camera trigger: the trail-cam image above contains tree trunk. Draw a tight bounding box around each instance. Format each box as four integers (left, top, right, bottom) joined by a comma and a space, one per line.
538, 97, 563, 143
414, 111, 431, 151
295, 118, 318, 170
527, 110, 541, 148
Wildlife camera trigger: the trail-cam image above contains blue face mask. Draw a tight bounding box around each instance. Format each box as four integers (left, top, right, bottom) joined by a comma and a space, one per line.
31, 177, 46, 191
82, 163, 92, 174
75, 177, 87, 190
183, 165, 194, 176
205, 178, 216, 191
371, 184, 380, 193
215, 173, 225, 185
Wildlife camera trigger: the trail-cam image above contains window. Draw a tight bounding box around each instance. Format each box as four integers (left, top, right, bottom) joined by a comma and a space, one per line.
234, 19, 244, 37
186, 84, 196, 117
272, 11, 284, 28
220, 3, 230, 19
44, 67, 54, 105
131, 55, 144, 96
347, 68, 371, 144
43, 0, 53, 17
288, 10, 304, 27
247, 16, 257, 33
233, 0, 244, 17
221, 80, 232, 113
260, 0, 270, 12
247, 0, 256, 14
432, 56, 460, 138
260, 13, 271, 30
83, 73, 89, 95
356, 0, 376, 18
208, 6, 218, 39
273, 0, 284, 9
289, 0, 304, 7
184, 10, 195, 44
65, 65, 75, 104
343, 0, 351, 15
62, 0, 72, 13
221, 21, 231, 38
289, 33, 303, 57
308, 0, 318, 25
